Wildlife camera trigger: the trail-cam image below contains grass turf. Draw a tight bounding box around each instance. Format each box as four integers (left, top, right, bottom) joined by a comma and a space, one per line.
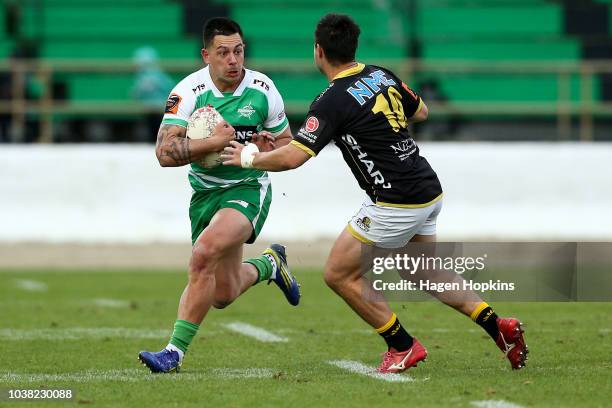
1, 268, 611, 407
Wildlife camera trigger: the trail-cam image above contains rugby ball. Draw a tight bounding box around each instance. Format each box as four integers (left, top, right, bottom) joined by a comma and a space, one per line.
186, 105, 225, 168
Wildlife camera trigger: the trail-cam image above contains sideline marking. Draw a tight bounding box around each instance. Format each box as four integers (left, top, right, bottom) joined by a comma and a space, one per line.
0, 328, 171, 340
0, 368, 275, 383
92, 298, 131, 308
327, 360, 416, 383
14, 279, 48, 292
223, 322, 289, 343
472, 400, 525, 408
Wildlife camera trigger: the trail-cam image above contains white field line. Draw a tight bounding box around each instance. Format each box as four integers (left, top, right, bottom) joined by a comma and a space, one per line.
0, 328, 172, 340
327, 360, 416, 383
0, 368, 275, 383
471, 400, 525, 408
210, 368, 275, 379
91, 298, 131, 308
14, 279, 48, 292
223, 322, 288, 343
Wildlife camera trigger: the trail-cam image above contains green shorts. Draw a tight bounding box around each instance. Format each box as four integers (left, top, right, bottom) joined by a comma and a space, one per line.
189, 179, 272, 245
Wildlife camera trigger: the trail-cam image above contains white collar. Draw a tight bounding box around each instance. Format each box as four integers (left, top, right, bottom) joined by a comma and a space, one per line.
203, 66, 252, 98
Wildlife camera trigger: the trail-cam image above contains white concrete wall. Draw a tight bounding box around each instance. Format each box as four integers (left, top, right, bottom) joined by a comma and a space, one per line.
0, 143, 610, 243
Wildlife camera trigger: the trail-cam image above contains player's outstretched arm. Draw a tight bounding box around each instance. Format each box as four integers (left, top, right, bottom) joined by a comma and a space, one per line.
156, 121, 235, 167
411, 101, 428, 123
220, 141, 310, 172
250, 127, 293, 152
271, 126, 293, 148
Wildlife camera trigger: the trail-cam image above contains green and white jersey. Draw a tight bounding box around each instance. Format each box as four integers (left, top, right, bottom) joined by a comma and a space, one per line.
161, 66, 289, 192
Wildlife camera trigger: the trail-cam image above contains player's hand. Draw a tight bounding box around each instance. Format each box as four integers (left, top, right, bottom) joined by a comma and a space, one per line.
208, 121, 235, 151
251, 131, 276, 152
220, 140, 244, 166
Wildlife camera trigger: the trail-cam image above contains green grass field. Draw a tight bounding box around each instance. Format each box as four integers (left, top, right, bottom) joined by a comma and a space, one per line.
1, 268, 611, 407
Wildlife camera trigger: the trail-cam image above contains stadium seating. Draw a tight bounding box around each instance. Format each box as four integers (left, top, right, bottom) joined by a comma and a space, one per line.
0, 5, 13, 59
221, 0, 406, 103
414, 2, 599, 104
6, 0, 610, 112
14, 0, 198, 105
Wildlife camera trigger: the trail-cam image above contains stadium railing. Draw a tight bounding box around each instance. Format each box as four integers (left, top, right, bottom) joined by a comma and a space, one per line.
1, 58, 611, 143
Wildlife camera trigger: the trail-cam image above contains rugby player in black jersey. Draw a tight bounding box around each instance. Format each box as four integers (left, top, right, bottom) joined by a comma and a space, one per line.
221, 13, 527, 373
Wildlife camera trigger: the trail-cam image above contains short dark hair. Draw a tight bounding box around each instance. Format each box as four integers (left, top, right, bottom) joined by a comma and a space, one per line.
203, 17, 243, 48
315, 13, 360, 65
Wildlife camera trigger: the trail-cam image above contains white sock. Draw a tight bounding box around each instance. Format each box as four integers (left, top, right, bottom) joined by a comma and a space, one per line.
165, 343, 184, 363
264, 253, 278, 280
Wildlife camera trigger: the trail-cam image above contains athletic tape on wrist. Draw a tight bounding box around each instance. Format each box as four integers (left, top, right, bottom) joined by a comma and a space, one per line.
241, 143, 259, 168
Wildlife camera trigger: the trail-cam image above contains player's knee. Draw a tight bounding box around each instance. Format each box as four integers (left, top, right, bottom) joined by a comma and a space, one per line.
212, 286, 239, 309
189, 241, 222, 275
212, 296, 233, 309
323, 267, 343, 291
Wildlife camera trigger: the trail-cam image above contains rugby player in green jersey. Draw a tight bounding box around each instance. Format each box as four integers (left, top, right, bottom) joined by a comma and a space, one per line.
138, 17, 300, 373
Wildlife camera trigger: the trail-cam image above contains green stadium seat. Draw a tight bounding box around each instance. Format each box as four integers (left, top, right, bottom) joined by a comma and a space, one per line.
232, 5, 406, 64
232, 7, 396, 41
246, 40, 407, 61
268, 73, 328, 104
423, 40, 580, 61
432, 74, 600, 103
41, 39, 201, 60
58, 72, 187, 101
22, 5, 183, 38
40, 0, 167, 3
214, 0, 372, 6
0, 40, 15, 59
417, 5, 563, 38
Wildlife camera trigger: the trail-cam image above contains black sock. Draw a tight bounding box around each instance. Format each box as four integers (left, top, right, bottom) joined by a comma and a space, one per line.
377, 314, 414, 352
473, 304, 499, 340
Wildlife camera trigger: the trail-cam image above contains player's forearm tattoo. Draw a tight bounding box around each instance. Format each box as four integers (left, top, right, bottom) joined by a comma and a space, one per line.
156, 125, 192, 166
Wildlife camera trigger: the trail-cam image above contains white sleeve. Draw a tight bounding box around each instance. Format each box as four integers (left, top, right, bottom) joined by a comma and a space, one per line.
161, 78, 196, 128
263, 80, 289, 135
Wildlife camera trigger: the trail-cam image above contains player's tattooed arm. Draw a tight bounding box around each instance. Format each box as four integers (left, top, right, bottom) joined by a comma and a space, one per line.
156, 121, 236, 167
155, 124, 191, 167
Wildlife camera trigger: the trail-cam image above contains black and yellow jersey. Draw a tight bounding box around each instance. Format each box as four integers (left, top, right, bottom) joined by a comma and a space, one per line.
291, 63, 442, 206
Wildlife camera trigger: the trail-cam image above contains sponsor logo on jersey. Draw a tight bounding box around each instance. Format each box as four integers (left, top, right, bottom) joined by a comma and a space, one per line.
305, 116, 319, 132
390, 139, 417, 161
355, 216, 371, 232
342, 134, 391, 189
346, 70, 397, 106
297, 129, 317, 144
234, 125, 258, 143
165, 94, 182, 114
253, 79, 270, 91
297, 116, 324, 144
192, 83, 206, 94
277, 111, 286, 121
237, 102, 256, 119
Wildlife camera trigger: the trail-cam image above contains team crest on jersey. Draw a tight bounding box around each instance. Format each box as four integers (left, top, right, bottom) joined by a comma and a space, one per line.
165, 94, 182, 114
238, 102, 256, 119
355, 216, 371, 232
305, 116, 319, 132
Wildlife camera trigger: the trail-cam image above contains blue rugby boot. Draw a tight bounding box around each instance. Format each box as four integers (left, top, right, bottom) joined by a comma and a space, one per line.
138, 349, 181, 373
264, 244, 301, 306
